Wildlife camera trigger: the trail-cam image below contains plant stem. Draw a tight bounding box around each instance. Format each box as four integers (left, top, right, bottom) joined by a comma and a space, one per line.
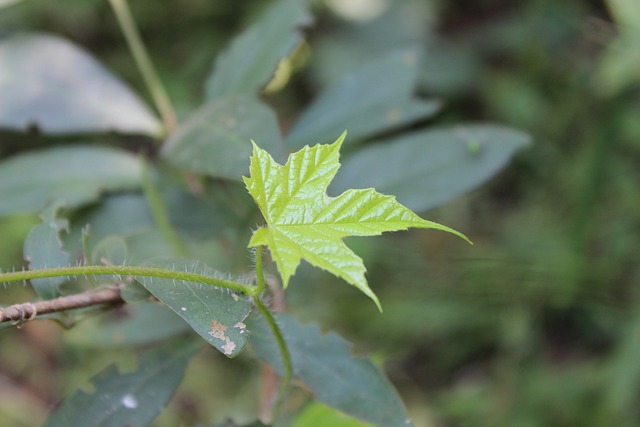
0, 265, 249, 294
254, 246, 266, 295
252, 246, 292, 416
0, 288, 123, 324
141, 157, 189, 256
109, 0, 178, 134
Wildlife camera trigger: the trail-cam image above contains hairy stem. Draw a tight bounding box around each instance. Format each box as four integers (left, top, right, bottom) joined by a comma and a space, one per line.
0, 265, 249, 294
109, 0, 177, 134
1, 288, 123, 324
252, 246, 292, 418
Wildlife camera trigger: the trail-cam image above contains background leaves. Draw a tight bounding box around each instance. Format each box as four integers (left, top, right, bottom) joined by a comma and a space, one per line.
42, 338, 201, 427
0, 33, 162, 136
250, 315, 412, 427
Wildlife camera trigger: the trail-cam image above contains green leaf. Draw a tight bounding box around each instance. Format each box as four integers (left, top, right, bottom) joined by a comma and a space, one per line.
0, 146, 143, 216
244, 132, 468, 311
23, 202, 71, 299
137, 259, 252, 357
42, 338, 201, 427
91, 236, 128, 266
205, 0, 311, 99
66, 301, 192, 347
295, 402, 375, 427
332, 125, 532, 212
0, 33, 162, 136
286, 49, 440, 148
162, 95, 285, 180
249, 315, 413, 427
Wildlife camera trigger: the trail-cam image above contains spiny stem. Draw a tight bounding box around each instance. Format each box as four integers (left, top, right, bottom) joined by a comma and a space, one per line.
0, 265, 249, 294
109, 0, 177, 134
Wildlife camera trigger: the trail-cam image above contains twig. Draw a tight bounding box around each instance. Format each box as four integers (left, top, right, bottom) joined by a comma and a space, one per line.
0, 288, 123, 324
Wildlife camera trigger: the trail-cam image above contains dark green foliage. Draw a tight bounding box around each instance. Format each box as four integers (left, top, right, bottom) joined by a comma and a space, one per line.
43, 338, 201, 427
250, 315, 412, 427
3, 0, 635, 426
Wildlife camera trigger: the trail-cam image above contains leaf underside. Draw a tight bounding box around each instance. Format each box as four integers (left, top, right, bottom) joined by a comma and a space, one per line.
244, 132, 469, 310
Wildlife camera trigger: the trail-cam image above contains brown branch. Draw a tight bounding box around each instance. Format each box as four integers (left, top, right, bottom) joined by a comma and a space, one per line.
0, 288, 124, 324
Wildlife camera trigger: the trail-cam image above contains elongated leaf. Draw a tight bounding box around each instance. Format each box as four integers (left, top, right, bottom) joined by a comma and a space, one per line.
162, 95, 285, 180
137, 259, 252, 357
0, 33, 162, 136
23, 202, 70, 299
244, 132, 468, 310
205, 0, 311, 99
332, 124, 532, 212
249, 315, 413, 427
286, 49, 440, 148
43, 338, 201, 427
0, 146, 143, 216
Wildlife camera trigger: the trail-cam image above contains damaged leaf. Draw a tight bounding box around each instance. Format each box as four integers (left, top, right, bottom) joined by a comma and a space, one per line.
137, 258, 252, 357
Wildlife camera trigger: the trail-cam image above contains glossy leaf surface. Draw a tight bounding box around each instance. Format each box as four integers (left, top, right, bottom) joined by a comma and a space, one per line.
286, 49, 440, 148
137, 259, 252, 357
162, 95, 285, 180
0, 33, 162, 135
205, 0, 311, 99
43, 338, 200, 427
332, 125, 532, 212
250, 315, 413, 427
0, 146, 143, 216
244, 132, 468, 310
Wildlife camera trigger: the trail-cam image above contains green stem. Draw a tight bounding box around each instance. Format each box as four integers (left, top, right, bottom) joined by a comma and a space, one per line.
254, 246, 266, 295
109, 0, 178, 134
252, 247, 292, 415
141, 157, 189, 256
0, 265, 248, 294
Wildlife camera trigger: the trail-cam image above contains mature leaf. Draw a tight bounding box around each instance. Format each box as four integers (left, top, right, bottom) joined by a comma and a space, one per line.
66, 301, 191, 347
205, 0, 311, 99
0, 33, 162, 136
286, 49, 440, 148
137, 259, 252, 357
162, 95, 285, 180
0, 146, 143, 216
249, 315, 413, 427
332, 125, 532, 212
23, 202, 71, 299
43, 338, 201, 427
244, 132, 468, 310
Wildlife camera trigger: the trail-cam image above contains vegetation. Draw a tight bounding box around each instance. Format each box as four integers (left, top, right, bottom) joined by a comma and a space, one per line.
0, 0, 638, 426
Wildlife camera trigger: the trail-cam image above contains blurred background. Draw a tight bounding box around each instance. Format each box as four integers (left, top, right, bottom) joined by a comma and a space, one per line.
0, 0, 639, 426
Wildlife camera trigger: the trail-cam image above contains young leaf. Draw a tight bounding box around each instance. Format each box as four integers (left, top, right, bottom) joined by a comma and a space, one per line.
42, 338, 201, 427
249, 315, 413, 427
244, 132, 469, 311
